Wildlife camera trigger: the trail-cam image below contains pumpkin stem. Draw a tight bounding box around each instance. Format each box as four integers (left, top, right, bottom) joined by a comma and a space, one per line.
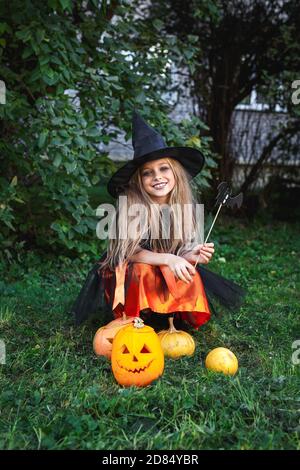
168, 316, 178, 333
122, 312, 127, 321
133, 317, 144, 329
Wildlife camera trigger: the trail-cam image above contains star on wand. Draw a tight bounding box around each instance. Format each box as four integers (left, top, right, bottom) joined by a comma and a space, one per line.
193, 182, 243, 267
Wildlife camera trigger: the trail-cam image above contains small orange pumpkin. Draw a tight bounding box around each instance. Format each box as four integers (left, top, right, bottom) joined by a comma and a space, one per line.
93, 314, 133, 359
158, 317, 195, 359
111, 317, 164, 387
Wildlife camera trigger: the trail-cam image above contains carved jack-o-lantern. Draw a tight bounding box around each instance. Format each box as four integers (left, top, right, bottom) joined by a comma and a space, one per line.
111, 318, 164, 387
93, 315, 133, 359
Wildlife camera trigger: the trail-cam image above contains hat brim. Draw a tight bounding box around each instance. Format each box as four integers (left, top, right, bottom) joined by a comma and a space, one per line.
107, 146, 205, 198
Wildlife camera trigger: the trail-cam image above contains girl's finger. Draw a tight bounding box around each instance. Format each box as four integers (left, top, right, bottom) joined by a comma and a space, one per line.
185, 263, 196, 275
201, 245, 214, 251
186, 266, 196, 276
200, 251, 213, 258
200, 248, 215, 253
201, 247, 214, 254
174, 266, 189, 283
181, 267, 193, 282
194, 243, 214, 252
193, 244, 204, 253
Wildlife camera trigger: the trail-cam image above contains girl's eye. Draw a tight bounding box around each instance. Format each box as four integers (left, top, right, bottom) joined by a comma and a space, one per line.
142, 166, 169, 177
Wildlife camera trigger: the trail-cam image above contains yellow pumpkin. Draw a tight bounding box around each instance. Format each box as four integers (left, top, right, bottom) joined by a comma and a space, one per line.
158, 317, 195, 359
205, 347, 238, 375
93, 314, 133, 359
111, 317, 164, 387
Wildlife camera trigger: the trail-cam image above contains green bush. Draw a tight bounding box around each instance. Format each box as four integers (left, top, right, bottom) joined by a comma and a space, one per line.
0, 1, 217, 261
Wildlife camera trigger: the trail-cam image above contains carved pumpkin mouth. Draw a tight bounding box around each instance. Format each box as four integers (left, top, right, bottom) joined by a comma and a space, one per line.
116, 359, 154, 374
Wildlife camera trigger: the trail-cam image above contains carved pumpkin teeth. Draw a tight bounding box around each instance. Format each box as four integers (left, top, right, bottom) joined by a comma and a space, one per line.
117, 359, 154, 373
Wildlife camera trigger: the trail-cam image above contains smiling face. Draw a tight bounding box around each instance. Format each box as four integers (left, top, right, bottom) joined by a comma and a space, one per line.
140, 159, 175, 204
111, 323, 164, 387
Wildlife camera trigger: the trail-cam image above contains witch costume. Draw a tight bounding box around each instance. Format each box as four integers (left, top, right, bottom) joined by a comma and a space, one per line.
71, 111, 246, 328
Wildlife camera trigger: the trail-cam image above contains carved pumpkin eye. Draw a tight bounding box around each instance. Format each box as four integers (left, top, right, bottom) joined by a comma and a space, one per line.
140, 344, 151, 354
121, 345, 130, 354
107, 338, 113, 344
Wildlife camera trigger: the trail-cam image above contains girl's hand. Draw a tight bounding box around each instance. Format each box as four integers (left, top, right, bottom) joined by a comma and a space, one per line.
184, 243, 215, 265
165, 254, 196, 284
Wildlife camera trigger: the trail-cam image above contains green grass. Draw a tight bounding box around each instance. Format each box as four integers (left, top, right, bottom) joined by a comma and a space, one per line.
0, 217, 299, 450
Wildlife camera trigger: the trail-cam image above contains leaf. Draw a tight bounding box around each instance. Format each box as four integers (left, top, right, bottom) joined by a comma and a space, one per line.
38, 130, 49, 148
53, 154, 62, 167
22, 46, 33, 59
74, 135, 86, 147
74, 224, 87, 234
65, 161, 77, 174
205, 157, 218, 168
27, 66, 41, 83
136, 92, 146, 104
3, 219, 15, 231
39, 56, 50, 66
64, 117, 76, 125
187, 136, 201, 147
36, 29, 45, 44
91, 175, 100, 184
58, 130, 69, 138
85, 127, 99, 137
51, 137, 64, 147
41, 66, 60, 85
184, 49, 194, 60
0, 23, 9, 35
153, 19, 164, 31
15, 28, 31, 42
10, 176, 17, 186
59, 0, 72, 12
51, 117, 63, 126
56, 84, 65, 95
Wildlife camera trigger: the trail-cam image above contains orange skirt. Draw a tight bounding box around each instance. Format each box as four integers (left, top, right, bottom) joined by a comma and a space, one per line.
103, 262, 211, 329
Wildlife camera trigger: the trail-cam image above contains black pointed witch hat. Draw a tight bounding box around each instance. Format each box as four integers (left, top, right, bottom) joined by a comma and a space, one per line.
107, 110, 205, 198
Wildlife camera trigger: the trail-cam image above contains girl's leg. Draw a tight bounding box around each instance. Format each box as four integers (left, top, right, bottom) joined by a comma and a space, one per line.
140, 309, 190, 331
173, 312, 192, 331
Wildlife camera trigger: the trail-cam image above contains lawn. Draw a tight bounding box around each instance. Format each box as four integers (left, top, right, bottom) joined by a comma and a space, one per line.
0, 217, 299, 450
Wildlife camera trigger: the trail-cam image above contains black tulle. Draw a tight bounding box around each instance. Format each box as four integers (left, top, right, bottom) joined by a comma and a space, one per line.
71, 252, 108, 326
197, 265, 246, 311
70, 250, 246, 326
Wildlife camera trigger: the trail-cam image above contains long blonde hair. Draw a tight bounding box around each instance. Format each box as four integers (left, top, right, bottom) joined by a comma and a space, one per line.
99, 158, 200, 270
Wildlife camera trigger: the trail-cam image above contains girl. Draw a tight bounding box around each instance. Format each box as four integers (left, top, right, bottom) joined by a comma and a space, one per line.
71, 111, 245, 328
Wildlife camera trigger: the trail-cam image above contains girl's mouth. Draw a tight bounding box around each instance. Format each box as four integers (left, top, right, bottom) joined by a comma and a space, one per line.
152, 182, 167, 190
